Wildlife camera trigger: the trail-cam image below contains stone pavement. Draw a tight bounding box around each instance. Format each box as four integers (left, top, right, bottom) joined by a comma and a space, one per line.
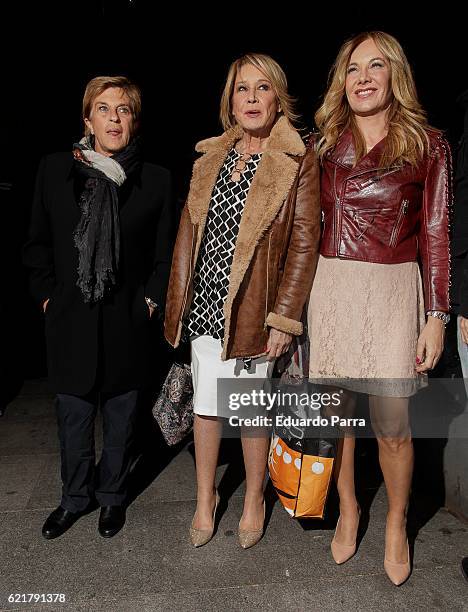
0, 381, 467, 611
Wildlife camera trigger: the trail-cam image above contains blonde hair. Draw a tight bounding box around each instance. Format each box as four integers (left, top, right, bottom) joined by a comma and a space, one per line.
82, 76, 142, 136
315, 31, 436, 167
219, 53, 299, 130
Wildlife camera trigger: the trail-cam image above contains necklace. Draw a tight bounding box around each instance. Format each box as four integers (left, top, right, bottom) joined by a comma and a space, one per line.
230, 151, 253, 183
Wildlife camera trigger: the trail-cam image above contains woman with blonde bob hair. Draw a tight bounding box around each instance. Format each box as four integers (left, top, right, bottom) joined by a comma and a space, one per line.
165, 53, 321, 549
309, 32, 451, 585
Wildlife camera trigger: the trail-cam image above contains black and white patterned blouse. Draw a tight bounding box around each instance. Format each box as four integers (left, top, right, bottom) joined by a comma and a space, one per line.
186, 147, 262, 340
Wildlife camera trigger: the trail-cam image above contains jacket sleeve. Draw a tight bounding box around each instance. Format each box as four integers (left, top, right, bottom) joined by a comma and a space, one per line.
144, 169, 176, 309
164, 204, 195, 347
266, 146, 321, 335
418, 136, 452, 313
22, 156, 57, 306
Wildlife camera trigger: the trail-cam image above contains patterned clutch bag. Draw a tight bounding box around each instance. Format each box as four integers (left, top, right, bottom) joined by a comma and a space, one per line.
152, 362, 194, 446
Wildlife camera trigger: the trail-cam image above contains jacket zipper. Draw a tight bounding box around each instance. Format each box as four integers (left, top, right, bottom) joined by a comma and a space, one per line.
389, 199, 409, 247
356, 166, 400, 187
242, 230, 273, 369
346, 206, 393, 214
331, 161, 402, 254
339, 164, 400, 182
264, 232, 272, 329
180, 225, 196, 322
333, 165, 340, 254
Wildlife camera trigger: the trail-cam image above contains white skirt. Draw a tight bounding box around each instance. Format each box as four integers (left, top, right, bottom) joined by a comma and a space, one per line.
190, 335, 272, 417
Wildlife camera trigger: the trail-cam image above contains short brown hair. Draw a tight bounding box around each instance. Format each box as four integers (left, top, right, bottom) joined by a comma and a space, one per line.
82, 76, 142, 136
219, 53, 299, 131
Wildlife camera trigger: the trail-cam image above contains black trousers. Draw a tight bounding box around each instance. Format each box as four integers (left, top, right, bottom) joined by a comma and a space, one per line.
56, 390, 139, 512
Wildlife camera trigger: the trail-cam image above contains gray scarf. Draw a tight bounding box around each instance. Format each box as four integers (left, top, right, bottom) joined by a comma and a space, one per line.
73, 136, 141, 303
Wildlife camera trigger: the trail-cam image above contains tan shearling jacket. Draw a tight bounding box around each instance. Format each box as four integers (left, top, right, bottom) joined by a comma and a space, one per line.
164, 116, 321, 360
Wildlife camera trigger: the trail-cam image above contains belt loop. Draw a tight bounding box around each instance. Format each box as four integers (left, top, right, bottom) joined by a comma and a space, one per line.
243, 358, 252, 371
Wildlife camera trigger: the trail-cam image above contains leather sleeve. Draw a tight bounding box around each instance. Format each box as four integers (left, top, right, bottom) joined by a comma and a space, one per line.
266, 146, 321, 335
418, 136, 452, 312
164, 204, 195, 346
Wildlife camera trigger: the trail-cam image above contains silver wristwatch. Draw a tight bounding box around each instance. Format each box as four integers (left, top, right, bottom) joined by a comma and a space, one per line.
426, 310, 450, 325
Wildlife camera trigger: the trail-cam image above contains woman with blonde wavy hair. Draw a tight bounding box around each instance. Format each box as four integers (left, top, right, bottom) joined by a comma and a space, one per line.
165, 53, 320, 549
308, 32, 451, 585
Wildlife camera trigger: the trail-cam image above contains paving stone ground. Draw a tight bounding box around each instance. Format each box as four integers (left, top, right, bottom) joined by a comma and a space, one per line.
0, 381, 467, 611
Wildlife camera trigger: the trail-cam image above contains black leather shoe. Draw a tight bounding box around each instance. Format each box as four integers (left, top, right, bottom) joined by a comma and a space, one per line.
98, 506, 126, 538
42, 506, 82, 539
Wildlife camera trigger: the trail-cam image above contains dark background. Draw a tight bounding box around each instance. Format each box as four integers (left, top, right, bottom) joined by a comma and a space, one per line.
1, 2, 466, 401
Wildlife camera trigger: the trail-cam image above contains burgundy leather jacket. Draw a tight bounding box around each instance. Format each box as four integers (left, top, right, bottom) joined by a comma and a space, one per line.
320, 129, 452, 312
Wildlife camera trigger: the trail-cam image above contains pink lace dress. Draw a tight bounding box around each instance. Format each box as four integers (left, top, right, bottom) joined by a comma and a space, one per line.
307, 255, 427, 397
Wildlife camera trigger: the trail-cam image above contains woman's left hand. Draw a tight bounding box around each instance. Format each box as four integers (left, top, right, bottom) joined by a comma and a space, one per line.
266, 329, 293, 360
415, 317, 445, 373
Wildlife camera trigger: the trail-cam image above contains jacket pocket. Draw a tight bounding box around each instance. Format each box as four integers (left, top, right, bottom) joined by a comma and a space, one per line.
345, 207, 392, 241
357, 167, 400, 189
389, 199, 409, 247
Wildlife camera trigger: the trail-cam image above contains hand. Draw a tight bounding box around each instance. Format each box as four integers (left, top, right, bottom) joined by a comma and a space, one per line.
266, 328, 293, 360
460, 316, 468, 344
144, 296, 158, 319
42, 299, 49, 313
415, 317, 445, 373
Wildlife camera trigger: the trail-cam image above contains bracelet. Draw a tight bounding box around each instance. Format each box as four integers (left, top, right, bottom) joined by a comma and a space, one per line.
426, 310, 450, 325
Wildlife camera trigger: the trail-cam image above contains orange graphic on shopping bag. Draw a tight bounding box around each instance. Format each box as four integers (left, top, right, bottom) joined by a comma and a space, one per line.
268, 435, 334, 519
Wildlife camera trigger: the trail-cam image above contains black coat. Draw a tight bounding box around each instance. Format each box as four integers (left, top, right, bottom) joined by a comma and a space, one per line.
23, 153, 174, 395
451, 90, 468, 316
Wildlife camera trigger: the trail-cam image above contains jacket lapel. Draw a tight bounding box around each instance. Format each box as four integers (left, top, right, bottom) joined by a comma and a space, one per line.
226, 148, 301, 313
186, 124, 243, 262
327, 128, 393, 178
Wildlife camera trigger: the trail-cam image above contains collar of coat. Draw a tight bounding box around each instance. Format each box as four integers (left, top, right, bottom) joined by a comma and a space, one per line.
194, 115, 306, 157
326, 128, 389, 172
187, 115, 305, 226
186, 115, 306, 358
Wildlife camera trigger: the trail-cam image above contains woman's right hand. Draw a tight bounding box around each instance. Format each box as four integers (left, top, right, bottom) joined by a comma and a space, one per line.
42, 299, 49, 313
460, 316, 468, 344
415, 317, 445, 373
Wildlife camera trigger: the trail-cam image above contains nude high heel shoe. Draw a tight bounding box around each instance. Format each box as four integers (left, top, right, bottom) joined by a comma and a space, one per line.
330, 505, 361, 564
189, 490, 220, 548
239, 500, 266, 549
384, 539, 411, 586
